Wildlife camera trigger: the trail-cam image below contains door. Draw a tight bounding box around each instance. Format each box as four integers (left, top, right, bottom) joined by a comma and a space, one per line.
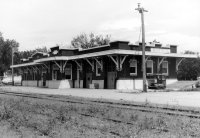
86, 73, 92, 88
77, 69, 80, 88
42, 73, 46, 87
107, 72, 116, 89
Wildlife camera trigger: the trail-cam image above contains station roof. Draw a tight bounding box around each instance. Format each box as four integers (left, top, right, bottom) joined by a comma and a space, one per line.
11, 49, 198, 68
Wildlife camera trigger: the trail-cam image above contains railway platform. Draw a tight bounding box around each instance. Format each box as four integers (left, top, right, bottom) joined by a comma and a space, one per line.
0, 86, 200, 108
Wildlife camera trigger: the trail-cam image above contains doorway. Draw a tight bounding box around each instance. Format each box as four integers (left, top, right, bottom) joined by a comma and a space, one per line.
42, 72, 46, 87
107, 72, 116, 89
86, 73, 92, 88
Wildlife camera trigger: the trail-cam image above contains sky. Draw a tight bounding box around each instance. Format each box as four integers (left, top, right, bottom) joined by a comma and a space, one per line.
0, 0, 199, 52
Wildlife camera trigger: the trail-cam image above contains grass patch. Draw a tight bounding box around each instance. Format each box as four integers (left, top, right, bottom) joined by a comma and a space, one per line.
0, 95, 200, 137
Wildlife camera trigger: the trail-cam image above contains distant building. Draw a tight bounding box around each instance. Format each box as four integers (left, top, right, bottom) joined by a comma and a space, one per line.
11, 41, 197, 90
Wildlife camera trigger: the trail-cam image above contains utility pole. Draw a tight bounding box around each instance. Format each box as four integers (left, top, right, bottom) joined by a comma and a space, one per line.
135, 3, 148, 92
11, 46, 14, 86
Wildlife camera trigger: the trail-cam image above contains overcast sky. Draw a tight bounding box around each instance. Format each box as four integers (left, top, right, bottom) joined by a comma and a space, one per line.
0, 0, 199, 52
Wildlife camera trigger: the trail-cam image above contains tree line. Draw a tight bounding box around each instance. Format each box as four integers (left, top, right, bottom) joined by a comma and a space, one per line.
0, 33, 110, 76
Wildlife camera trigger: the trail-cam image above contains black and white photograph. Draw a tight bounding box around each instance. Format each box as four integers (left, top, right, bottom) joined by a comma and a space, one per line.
0, 0, 200, 137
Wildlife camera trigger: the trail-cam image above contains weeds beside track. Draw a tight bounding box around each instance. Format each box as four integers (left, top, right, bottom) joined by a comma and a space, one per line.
0, 90, 200, 119
0, 90, 200, 137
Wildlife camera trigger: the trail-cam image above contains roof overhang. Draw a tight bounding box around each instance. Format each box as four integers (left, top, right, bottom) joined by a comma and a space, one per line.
12, 49, 197, 68
35, 56, 69, 63
11, 62, 41, 68
35, 49, 198, 62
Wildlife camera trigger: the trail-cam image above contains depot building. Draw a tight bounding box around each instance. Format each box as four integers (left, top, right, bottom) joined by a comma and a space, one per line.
11, 41, 197, 90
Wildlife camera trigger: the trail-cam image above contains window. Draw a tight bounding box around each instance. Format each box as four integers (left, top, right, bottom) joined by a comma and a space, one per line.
146, 60, 153, 75
52, 64, 59, 80
130, 59, 137, 76
162, 61, 168, 75
96, 61, 102, 76
64, 64, 72, 79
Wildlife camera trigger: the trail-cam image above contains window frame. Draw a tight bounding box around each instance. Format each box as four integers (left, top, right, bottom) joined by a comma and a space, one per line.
52, 64, 59, 80
146, 60, 153, 75
162, 61, 168, 75
64, 64, 72, 80
96, 60, 102, 76
130, 59, 137, 76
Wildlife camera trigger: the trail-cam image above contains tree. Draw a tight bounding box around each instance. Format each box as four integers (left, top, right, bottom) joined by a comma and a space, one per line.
184, 50, 196, 54
177, 51, 200, 80
0, 32, 48, 76
0, 35, 19, 76
71, 33, 111, 49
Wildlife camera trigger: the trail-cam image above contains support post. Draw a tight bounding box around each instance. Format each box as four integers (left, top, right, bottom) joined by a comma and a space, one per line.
108, 55, 119, 71
93, 57, 103, 71
54, 61, 62, 73
85, 58, 94, 72
157, 57, 166, 72
176, 58, 185, 71
62, 61, 68, 71
119, 55, 127, 71
74, 60, 82, 71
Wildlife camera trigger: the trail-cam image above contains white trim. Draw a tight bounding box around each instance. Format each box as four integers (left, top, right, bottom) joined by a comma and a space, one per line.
79, 44, 110, 51
162, 61, 168, 75
130, 59, 137, 76
32, 49, 197, 65
11, 63, 41, 68
96, 60, 102, 76
35, 56, 69, 63
12, 49, 197, 69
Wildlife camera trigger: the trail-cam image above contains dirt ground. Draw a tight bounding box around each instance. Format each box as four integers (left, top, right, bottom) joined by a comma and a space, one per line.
0, 86, 200, 107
